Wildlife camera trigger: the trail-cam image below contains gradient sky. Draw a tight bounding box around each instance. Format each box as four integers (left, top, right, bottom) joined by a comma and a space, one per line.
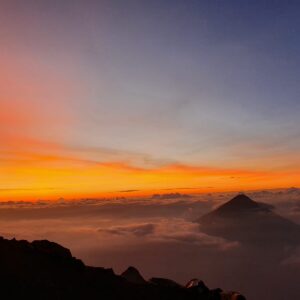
1, 0, 300, 200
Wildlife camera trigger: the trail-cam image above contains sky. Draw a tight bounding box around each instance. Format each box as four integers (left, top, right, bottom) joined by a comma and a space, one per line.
1, 0, 300, 200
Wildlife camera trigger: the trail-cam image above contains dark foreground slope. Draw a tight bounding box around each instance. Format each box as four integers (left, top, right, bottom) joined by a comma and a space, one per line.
0, 237, 245, 300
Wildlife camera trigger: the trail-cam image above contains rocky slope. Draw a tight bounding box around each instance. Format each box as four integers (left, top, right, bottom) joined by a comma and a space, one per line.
0, 236, 245, 299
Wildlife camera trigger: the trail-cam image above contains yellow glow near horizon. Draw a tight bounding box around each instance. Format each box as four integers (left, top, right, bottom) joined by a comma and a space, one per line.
0, 99, 299, 201
1, 151, 299, 201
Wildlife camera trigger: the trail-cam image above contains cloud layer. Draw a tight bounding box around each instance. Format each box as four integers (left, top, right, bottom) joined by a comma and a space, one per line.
0, 189, 299, 299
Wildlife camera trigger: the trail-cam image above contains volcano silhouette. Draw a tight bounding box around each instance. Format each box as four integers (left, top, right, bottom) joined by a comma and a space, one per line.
198, 194, 300, 245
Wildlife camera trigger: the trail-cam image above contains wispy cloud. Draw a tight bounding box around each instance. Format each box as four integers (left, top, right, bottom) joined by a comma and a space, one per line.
118, 190, 141, 193
99, 223, 156, 237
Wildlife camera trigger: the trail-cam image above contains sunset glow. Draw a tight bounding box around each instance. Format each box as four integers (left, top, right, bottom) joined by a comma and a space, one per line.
1, 2, 300, 299
0, 1, 299, 201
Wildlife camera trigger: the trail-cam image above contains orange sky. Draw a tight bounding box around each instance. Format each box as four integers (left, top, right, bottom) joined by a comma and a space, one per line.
1, 3, 300, 201
0, 95, 299, 201
1, 94, 299, 201
1, 140, 300, 201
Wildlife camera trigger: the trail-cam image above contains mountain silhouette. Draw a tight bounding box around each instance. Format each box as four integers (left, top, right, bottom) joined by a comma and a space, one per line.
211, 194, 269, 213
0, 236, 245, 300
121, 266, 147, 284
198, 194, 300, 245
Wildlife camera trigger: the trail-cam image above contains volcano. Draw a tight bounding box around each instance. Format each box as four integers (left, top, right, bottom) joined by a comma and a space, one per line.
198, 194, 300, 245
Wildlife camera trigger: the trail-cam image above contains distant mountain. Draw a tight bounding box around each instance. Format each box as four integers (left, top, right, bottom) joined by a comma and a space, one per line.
198, 194, 300, 245
210, 194, 272, 213
0, 236, 245, 300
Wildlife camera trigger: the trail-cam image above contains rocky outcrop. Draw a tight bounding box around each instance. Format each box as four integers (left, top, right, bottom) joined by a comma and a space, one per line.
149, 277, 183, 288
220, 291, 246, 300
0, 236, 246, 299
121, 266, 147, 284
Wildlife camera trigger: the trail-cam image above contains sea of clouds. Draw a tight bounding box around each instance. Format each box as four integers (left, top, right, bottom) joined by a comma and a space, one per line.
0, 188, 299, 299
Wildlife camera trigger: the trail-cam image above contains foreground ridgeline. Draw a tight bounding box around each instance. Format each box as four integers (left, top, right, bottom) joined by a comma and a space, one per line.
0, 237, 245, 299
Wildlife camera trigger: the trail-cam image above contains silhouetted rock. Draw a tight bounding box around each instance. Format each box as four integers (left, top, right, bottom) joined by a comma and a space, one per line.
0, 236, 246, 299
31, 240, 72, 258
220, 291, 247, 300
186, 279, 210, 298
149, 277, 182, 288
186, 279, 209, 291
121, 266, 147, 284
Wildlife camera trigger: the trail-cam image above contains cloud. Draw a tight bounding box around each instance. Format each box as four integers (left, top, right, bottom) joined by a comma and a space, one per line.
158, 231, 239, 250
0, 196, 212, 221
118, 190, 140, 193
151, 193, 192, 200
294, 204, 300, 212
281, 247, 300, 268
99, 223, 156, 237
97, 218, 239, 252
0, 191, 299, 300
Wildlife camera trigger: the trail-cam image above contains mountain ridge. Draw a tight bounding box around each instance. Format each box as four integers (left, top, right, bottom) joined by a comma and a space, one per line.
0, 236, 245, 300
